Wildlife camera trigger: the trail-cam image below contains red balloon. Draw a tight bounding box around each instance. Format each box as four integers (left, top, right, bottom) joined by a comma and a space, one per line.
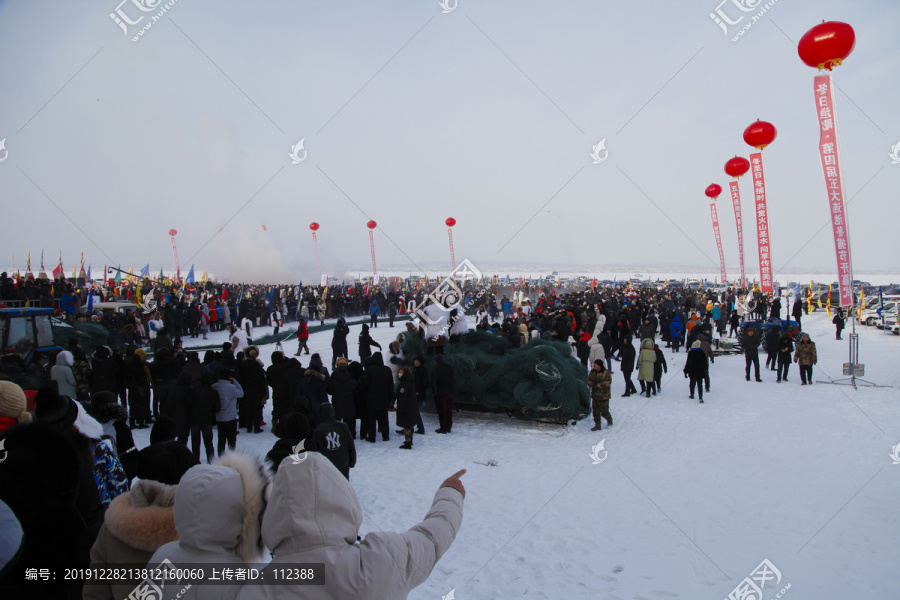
168, 229, 178, 236
743, 120, 777, 150
705, 184, 722, 199
366, 220, 377, 230
798, 21, 855, 71
309, 222, 320, 232
445, 217, 456, 228
724, 156, 750, 179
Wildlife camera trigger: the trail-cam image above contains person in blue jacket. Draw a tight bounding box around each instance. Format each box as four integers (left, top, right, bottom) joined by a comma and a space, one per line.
369, 299, 380, 328
670, 315, 685, 353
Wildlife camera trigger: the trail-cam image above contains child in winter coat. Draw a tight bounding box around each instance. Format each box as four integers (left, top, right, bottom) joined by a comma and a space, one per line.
51, 350, 77, 398
652, 343, 668, 395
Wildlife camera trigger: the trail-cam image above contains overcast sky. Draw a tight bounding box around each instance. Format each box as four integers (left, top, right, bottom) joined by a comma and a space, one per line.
1, 0, 898, 283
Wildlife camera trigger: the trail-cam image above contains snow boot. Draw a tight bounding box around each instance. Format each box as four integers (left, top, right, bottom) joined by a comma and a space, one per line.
400, 442, 412, 450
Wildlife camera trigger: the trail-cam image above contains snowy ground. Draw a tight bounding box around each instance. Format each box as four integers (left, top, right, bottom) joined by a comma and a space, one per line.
132, 313, 900, 599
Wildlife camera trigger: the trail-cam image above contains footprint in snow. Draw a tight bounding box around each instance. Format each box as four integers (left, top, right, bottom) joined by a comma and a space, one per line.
474, 459, 499, 467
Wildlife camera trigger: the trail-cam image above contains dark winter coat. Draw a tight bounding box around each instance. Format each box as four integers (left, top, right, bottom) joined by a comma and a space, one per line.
360, 353, 394, 412
308, 404, 356, 478
299, 368, 328, 426
414, 363, 430, 401
587, 367, 612, 401
432, 361, 455, 396
619, 340, 636, 373
187, 384, 219, 427
161, 373, 192, 439
266, 358, 293, 420
327, 366, 357, 420
741, 327, 762, 353
358, 325, 381, 359
683, 347, 709, 378
652, 347, 668, 380
777, 334, 794, 365
395, 373, 418, 429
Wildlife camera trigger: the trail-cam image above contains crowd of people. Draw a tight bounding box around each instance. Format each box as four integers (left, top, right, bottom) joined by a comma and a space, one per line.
1, 268, 841, 599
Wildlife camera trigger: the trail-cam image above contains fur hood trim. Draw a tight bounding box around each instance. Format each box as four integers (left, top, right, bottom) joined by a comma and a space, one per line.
105, 480, 179, 553
73, 399, 105, 441
216, 453, 272, 564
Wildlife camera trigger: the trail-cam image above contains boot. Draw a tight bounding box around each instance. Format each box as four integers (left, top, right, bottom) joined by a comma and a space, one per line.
400, 442, 412, 449
591, 424, 602, 431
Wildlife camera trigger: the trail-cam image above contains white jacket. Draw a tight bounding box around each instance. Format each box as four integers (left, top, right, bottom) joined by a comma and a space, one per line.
587, 321, 606, 365
238, 453, 463, 600
147, 454, 269, 600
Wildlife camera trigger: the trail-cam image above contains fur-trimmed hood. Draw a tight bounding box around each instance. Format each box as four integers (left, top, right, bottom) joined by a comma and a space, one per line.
171, 453, 271, 564
105, 479, 178, 552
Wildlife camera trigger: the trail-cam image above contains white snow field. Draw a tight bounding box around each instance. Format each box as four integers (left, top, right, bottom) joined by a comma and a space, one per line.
132, 311, 900, 599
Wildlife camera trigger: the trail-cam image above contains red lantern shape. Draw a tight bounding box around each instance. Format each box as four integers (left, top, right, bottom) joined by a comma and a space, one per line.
366, 220, 377, 230
743, 120, 777, 150
445, 217, 457, 270
366, 221, 378, 277
705, 184, 722, 200
168, 229, 178, 236
724, 156, 750, 179
798, 21, 856, 71
310, 223, 321, 276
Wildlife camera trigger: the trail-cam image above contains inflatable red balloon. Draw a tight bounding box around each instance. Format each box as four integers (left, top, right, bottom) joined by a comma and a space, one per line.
705, 184, 722, 199
724, 156, 750, 179
168, 229, 178, 236
309, 222, 319, 232
445, 217, 456, 228
367, 220, 377, 230
743, 120, 777, 150
798, 21, 855, 71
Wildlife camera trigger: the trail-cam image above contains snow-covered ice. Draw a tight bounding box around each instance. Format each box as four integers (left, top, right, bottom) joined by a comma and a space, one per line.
132, 312, 900, 598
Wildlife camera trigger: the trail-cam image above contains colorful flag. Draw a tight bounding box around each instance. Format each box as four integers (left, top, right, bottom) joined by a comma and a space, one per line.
590, 277, 597, 290
826, 284, 832, 318
857, 289, 864, 318
808, 281, 814, 312
185, 265, 195, 284
140, 263, 150, 278
26, 251, 31, 273
200, 269, 208, 284
114, 266, 121, 284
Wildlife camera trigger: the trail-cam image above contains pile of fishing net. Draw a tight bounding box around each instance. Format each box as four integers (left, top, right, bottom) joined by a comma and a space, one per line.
399, 330, 591, 424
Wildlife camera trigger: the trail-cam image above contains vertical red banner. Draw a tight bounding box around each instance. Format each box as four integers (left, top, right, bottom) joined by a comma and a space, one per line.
749, 152, 773, 293
728, 180, 746, 288
710, 202, 727, 283
814, 75, 853, 307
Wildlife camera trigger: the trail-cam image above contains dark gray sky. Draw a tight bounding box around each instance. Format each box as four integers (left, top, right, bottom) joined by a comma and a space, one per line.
1, 0, 898, 283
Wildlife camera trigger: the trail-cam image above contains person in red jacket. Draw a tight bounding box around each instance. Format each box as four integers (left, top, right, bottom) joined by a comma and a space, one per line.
295, 320, 310, 356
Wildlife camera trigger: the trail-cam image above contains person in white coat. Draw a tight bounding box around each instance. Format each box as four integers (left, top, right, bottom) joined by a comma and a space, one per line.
587, 321, 606, 368
51, 350, 77, 398
239, 454, 465, 600
147, 454, 271, 600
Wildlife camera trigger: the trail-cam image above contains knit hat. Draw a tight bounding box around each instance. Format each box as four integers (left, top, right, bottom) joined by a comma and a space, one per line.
32, 387, 77, 429
0, 382, 31, 424
692, 340, 702, 349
